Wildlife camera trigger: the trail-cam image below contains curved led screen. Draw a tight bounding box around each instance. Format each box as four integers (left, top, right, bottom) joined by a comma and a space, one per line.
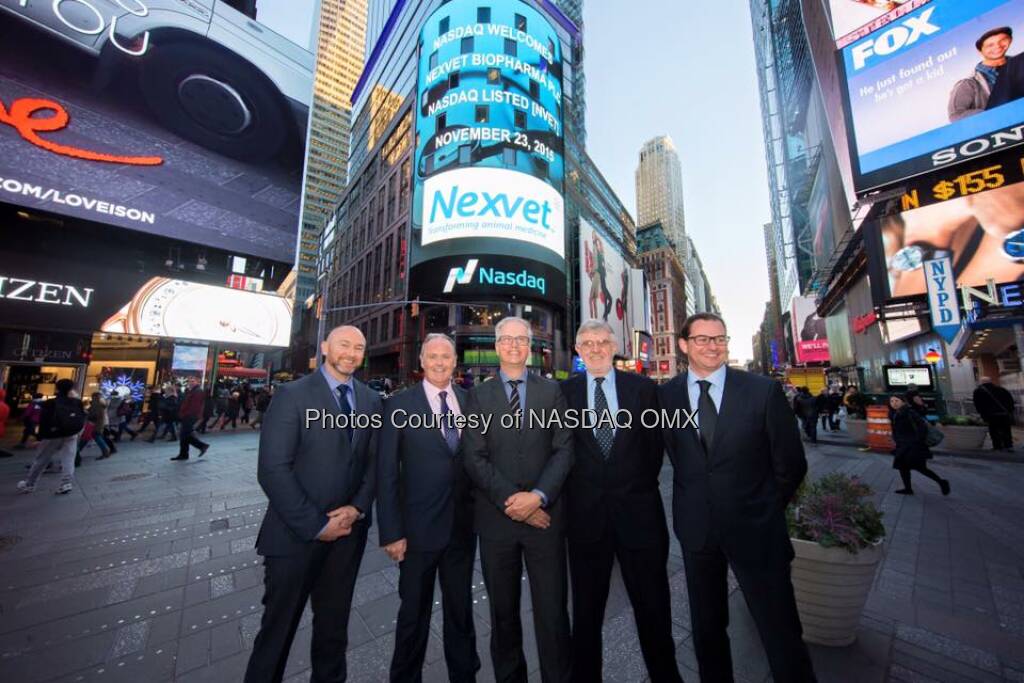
409, 0, 566, 306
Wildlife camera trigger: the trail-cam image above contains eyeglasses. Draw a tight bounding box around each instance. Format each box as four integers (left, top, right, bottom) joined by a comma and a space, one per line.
687, 335, 730, 347
577, 340, 613, 351
497, 335, 531, 347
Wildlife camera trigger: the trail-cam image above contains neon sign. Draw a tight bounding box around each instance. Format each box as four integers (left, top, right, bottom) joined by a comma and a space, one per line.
0, 97, 163, 165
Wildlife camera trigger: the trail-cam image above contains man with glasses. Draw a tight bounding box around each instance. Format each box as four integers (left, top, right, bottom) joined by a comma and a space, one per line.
560, 320, 681, 682
659, 313, 816, 682
377, 333, 480, 681
462, 316, 574, 682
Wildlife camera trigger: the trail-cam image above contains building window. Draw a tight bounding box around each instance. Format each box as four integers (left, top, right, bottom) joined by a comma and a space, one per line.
448, 73, 460, 89
477, 7, 490, 23
461, 37, 473, 54
436, 113, 446, 132
439, 17, 449, 34
429, 50, 438, 69
514, 109, 526, 129
475, 105, 489, 123
529, 81, 539, 99
504, 38, 516, 56
515, 13, 526, 31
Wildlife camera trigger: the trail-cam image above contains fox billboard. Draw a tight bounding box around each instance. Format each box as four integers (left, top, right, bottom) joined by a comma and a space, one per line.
839, 0, 1024, 195
409, 0, 566, 306
0, 0, 317, 263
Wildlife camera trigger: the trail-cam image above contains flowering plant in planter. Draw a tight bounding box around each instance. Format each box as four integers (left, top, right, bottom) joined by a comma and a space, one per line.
938, 415, 986, 427
787, 473, 885, 553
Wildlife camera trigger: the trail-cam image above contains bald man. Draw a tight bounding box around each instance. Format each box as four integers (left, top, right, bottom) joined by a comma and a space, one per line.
245, 326, 384, 683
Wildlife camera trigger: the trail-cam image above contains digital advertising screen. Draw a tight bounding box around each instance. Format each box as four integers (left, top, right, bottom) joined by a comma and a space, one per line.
409, 0, 566, 306
172, 344, 210, 371
829, 0, 929, 48
579, 220, 643, 358
885, 365, 934, 389
791, 296, 831, 364
0, 0, 317, 262
865, 180, 1024, 300
840, 0, 1024, 194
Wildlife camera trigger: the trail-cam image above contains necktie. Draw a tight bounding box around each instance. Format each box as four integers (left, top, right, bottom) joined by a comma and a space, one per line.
508, 379, 523, 424
439, 390, 459, 453
336, 384, 353, 443
697, 380, 717, 452
593, 377, 614, 459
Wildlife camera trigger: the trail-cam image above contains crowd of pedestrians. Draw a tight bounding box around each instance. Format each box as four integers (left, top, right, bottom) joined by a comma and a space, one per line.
11, 378, 274, 495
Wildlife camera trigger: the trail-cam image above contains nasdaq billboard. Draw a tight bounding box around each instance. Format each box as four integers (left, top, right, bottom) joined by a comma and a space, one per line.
410, 0, 566, 306
840, 0, 1024, 194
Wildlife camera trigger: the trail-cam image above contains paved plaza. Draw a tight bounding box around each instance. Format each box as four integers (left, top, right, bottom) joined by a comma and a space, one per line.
2, 428, 1024, 682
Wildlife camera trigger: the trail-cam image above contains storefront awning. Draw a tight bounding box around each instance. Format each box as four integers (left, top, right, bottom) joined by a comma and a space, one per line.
952, 317, 1022, 359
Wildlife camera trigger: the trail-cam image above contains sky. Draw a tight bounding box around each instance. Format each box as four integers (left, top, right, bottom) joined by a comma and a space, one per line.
582, 0, 773, 363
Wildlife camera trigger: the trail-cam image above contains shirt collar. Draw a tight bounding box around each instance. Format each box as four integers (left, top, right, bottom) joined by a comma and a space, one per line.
687, 364, 727, 389
499, 369, 526, 385
587, 368, 616, 388
422, 379, 454, 400
320, 364, 354, 395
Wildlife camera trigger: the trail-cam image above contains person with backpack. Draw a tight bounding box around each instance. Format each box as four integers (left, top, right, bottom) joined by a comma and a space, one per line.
18, 379, 86, 495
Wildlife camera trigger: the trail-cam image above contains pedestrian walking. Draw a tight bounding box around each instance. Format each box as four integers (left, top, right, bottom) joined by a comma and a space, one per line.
115, 396, 139, 441
156, 386, 179, 441
890, 395, 951, 496
171, 378, 209, 461
241, 383, 253, 424
137, 387, 163, 439
973, 376, 1016, 451
18, 379, 87, 495
79, 392, 116, 459
219, 390, 240, 430
16, 393, 43, 448
198, 386, 216, 434
817, 387, 831, 433
794, 387, 820, 444
250, 388, 272, 430
105, 392, 123, 442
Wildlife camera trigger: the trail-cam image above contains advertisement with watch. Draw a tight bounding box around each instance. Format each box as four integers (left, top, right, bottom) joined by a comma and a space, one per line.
870, 180, 1024, 300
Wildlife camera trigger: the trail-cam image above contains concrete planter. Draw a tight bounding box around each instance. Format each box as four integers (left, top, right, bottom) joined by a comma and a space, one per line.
844, 417, 868, 445
938, 424, 987, 451
790, 537, 884, 646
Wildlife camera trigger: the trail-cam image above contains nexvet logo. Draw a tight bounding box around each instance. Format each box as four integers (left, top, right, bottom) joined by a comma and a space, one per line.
850, 7, 939, 71
430, 186, 554, 230
443, 259, 547, 295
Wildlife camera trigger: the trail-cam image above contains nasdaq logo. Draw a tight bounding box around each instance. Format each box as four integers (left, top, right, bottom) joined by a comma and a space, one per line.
850, 7, 938, 71
429, 186, 554, 230
443, 259, 478, 293
479, 266, 546, 295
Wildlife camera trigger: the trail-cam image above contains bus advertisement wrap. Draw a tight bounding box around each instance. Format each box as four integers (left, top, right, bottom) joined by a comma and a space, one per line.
409, 0, 566, 306
840, 0, 1024, 194
0, 0, 317, 262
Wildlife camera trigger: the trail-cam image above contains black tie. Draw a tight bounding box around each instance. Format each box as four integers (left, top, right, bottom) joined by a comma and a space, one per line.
439, 390, 459, 453
593, 377, 614, 459
508, 379, 523, 423
336, 384, 353, 443
697, 380, 717, 452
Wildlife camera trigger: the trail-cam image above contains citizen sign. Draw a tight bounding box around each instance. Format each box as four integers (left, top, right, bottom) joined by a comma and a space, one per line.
422, 167, 565, 258
0, 276, 93, 307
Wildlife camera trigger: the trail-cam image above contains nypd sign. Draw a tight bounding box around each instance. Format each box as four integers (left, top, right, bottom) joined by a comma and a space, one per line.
923, 257, 961, 343
422, 167, 565, 258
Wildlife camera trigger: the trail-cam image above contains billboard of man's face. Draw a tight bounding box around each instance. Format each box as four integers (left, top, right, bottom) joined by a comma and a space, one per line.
979, 31, 1013, 61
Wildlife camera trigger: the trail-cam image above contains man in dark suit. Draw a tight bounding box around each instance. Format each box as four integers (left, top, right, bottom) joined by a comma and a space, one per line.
659, 313, 815, 682
377, 333, 480, 682
561, 320, 681, 683
244, 325, 383, 683
462, 316, 573, 683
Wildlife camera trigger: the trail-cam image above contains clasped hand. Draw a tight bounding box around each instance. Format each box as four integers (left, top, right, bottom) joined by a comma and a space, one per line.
316, 505, 360, 541
504, 491, 549, 528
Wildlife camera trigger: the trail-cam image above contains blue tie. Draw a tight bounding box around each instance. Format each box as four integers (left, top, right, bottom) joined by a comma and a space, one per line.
336, 384, 353, 443
439, 390, 459, 453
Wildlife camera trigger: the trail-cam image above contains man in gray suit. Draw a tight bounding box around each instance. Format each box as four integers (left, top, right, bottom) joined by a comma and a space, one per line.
245, 325, 383, 683
462, 316, 574, 683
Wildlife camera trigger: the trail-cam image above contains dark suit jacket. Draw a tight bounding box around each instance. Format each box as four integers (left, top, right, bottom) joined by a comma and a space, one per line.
255, 371, 383, 557
560, 372, 668, 549
462, 373, 574, 538
659, 368, 807, 566
376, 383, 474, 552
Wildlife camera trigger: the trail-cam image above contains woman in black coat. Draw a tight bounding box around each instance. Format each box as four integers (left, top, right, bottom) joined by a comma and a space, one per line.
889, 394, 950, 496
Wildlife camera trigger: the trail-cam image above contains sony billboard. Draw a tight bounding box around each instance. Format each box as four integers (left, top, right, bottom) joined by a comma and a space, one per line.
409, 0, 567, 306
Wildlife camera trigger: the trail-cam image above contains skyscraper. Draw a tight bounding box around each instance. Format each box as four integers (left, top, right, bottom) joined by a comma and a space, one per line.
296, 0, 368, 301
635, 135, 686, 248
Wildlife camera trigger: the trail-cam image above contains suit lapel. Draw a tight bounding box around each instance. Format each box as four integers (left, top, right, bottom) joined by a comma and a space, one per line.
570, 375, 603, 458
708, 368, 737, 458
414, 383, 450, 451
677, 372, 704, 456
350, 380, 375, 454
608, 373, 633, 458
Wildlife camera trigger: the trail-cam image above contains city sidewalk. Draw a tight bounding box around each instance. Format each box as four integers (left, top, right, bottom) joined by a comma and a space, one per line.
1, 430, 1023, 681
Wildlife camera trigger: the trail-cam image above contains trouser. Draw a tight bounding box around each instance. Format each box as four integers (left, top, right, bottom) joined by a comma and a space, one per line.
390, 537, 480, 682
479, 531, 571, 683
78, 431, 114, 456
802, 414, 817, 442
116, 417, 137, 440
899, 465, 944, 491
25, 435, 78, 486
19, 420, 37, 445
178, 417, 208, 459
568, 535, 681, 683
244, 523, 368, 683
156, 419, 177, 440
987, 416, 1013, 450
681, 532, 816, 683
